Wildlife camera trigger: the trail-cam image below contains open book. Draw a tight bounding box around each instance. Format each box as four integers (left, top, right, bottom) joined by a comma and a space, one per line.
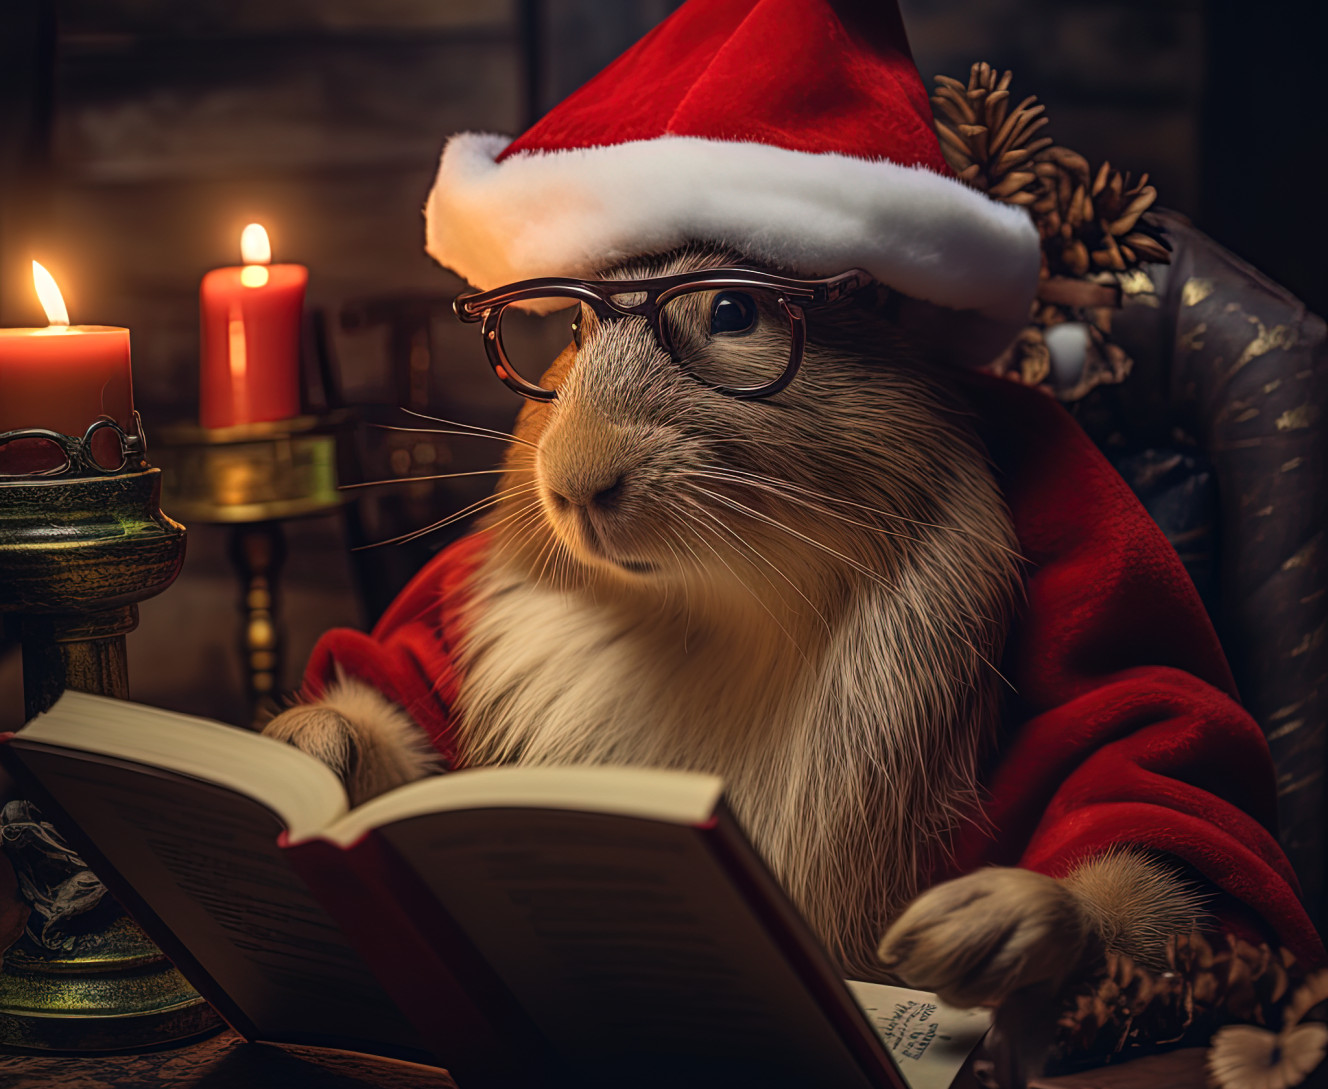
2, 691, 990, 1089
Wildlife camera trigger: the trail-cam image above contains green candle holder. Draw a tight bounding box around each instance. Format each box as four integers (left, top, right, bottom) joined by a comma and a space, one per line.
0, 416, 222, 1050
154, 413, 350, 722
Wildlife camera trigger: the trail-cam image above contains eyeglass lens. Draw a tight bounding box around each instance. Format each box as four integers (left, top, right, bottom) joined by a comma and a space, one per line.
491, 286, 796, 396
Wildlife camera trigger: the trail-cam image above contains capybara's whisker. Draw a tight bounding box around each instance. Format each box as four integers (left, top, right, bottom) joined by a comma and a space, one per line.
339, 468, 509, 490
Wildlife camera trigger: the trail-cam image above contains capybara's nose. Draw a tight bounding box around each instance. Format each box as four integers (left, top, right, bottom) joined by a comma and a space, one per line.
548, 473, 627, 512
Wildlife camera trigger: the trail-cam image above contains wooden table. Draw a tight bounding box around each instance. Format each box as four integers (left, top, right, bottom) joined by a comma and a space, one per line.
0, 1030, 1214, 1089
0, 1029, 458, 1089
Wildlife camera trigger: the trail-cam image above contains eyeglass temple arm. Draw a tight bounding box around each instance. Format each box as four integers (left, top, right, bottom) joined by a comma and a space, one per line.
453, 295, 484, 323
819, 269, 874, 304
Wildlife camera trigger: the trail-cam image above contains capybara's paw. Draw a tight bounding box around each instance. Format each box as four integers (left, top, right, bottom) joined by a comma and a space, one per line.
877, 867, 1095, 1008
264, 701, 361, 780
262, 680, 439, 806
263, 704, 360, 782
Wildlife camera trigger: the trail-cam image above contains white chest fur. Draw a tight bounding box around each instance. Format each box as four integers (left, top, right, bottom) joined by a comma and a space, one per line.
453, 552, 1000, 978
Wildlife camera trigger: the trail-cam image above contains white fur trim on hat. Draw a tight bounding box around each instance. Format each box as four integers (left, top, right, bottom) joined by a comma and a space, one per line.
425, 132, 1040, 359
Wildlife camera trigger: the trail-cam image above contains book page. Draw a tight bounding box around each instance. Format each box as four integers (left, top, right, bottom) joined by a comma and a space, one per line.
12, 745, 424, 1056
18, 691, 347, 839
847, 982, 991, 1089
374, 805, 899, 1089
325, 763, 725, 844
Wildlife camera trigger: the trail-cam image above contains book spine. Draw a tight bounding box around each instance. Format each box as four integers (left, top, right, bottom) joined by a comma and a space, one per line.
0, 739, 258, 1039
282, 831, 555, 1089
699, 806, 908, 1089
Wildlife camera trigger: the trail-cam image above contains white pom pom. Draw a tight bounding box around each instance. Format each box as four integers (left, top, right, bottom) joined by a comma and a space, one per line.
1043, 322, 1090, 389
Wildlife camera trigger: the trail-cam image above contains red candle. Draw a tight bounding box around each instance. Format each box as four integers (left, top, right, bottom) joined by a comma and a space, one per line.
199, 223, 307, 429
0, 263, 134, 473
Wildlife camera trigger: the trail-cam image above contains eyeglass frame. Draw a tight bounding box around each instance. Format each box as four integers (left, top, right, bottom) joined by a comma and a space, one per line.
453, 266, 874, 402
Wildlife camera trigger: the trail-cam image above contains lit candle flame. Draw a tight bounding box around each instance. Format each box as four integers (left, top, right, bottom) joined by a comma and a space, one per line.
240, 223, 272, 266
32, 261, 70, 326
239, 223, 271, 287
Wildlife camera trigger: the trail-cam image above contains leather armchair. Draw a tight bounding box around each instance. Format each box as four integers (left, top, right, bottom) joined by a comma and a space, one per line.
1065, 209, 1326, 934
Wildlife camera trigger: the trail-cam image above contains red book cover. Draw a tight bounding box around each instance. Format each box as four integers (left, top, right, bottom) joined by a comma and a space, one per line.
282, 830, 555, 1089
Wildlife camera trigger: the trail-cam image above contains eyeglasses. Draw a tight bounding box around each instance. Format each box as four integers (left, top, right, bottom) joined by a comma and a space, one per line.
453, 267, 873, 402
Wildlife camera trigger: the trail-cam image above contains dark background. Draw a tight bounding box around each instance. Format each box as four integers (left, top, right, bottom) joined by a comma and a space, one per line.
0, 0, 1323, 730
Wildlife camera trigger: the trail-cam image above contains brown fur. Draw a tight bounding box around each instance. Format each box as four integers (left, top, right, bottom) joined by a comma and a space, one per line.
263, 678, 440, 807
1062, 849, 1209, 967
879, 850, 1208, 1006
264, 247, 1205, 1000
878, 866, 1095, 1008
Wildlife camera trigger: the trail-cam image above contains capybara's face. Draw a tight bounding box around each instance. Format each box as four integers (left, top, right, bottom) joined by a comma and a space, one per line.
493, 247, 983, 615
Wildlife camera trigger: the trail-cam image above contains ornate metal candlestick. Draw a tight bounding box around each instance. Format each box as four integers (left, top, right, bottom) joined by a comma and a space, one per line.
156, 413, 348, 721
0, 416, 220, 1049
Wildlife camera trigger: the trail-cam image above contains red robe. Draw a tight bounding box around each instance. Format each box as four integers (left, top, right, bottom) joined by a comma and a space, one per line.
302, 375, 1325, 965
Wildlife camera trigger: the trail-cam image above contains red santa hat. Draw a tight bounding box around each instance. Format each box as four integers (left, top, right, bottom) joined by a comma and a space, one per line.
424, 0, 1042, 366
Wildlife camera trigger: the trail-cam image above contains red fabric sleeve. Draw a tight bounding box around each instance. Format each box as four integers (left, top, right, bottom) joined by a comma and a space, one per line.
953, 374, 1324, 965
301, 532, 490, 770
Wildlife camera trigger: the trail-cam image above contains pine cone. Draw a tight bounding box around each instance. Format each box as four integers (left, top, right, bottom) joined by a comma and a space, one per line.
932, 62, 1173, 402
990, 326, 1052, 388
1032, 149, 1171, 277
1047, 934, 1307, 1075
931, 62, 1051, 205
987, 303, 1132, 401
931, 62, 1172, 280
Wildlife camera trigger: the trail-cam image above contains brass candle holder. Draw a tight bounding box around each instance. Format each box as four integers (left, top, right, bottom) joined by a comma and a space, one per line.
0, 416, 221, 1049
155, 413, 349, 721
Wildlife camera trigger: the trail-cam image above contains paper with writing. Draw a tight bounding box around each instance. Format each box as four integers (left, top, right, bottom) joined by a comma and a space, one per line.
847, 981, 992, 1089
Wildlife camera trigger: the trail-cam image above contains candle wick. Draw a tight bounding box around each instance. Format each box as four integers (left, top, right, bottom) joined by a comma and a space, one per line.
240, 265, 270, 288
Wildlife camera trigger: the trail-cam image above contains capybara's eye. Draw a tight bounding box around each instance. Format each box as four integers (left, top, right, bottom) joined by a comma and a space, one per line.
709, 292, 758, 336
